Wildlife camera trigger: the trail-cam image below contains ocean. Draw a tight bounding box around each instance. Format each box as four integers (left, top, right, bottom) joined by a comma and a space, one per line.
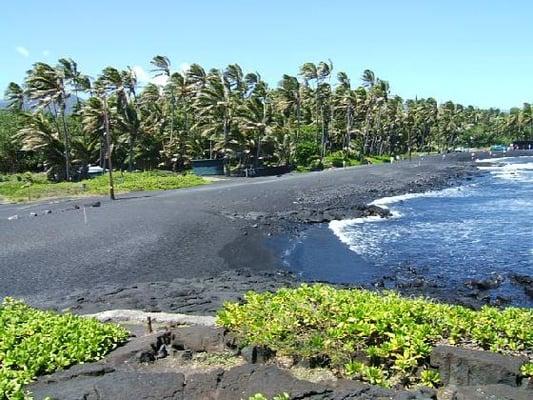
280, 155, 533, 307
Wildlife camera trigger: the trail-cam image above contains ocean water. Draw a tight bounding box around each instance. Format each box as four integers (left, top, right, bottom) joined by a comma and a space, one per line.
280, 156, 533, 307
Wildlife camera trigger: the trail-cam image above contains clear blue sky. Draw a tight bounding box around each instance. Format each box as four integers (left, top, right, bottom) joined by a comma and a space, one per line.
1, 0, 531, 109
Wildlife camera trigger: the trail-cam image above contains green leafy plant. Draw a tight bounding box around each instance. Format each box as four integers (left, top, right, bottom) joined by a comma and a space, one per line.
521, 362, 533, 377
0, 298, 129, 399
248, 393, 290, 400
420, 369, 441, 388
218, 284, 533, 388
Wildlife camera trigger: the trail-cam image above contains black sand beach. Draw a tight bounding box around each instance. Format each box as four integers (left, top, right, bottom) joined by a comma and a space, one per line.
0, 152, 494, 313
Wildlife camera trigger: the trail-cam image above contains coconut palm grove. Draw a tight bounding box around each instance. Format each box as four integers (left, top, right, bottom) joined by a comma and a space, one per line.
1, 56, 532, 179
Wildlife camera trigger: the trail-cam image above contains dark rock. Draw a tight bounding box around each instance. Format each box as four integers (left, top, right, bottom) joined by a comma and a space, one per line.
184, 369, 224, 399
360, 204, 392, 218
437, 384, 532, 400
510, 274, 533, 299
240, 345, 275, 364
137, 350, 155, 363
29, 371, 185, 400
430, 345, 527, 387
171, 326, 228, 353
215, 364, 329, 400
510, 274, 533, 285
91, 201, 101, 207
156, 344, 168, 359
180, 349, 193, 360
490, 295, 511, 307
464, 274, 504, 291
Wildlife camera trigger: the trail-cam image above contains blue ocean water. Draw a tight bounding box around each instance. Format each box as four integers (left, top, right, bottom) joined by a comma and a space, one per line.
282, 156, 533, 307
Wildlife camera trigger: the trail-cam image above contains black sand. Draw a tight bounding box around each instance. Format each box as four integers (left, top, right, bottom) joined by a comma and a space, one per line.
0, 152, 510, 312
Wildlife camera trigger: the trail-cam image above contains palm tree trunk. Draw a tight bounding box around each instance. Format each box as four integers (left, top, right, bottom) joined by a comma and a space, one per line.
128, 130, 135, 172
59, 106, 71, 181
103, 97, 115, 200
296, 100, 301, 142
223, 112, 229, 176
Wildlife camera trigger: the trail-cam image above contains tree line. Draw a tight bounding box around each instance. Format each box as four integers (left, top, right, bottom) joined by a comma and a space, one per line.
1, 56, 531, 179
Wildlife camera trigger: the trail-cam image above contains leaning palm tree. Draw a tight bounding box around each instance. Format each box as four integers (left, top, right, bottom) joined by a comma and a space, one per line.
93, 71, 123, 199
194, 67, 240, 174
25, 62, 72, 179
299, 61, 333, 161
15, 113, 66, 180
277, 74, 302, 142
237, 76, 272, 168
151, 55, 176, 141
4, 82, 25, 112
58, 58, 91, 107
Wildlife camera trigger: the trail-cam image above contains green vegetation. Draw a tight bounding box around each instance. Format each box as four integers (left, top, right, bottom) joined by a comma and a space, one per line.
0, 298, 129, 399
0, 171, 206, 202
249, 394, 290, 400
2, 57, 531, 180
218, 284, 533, 388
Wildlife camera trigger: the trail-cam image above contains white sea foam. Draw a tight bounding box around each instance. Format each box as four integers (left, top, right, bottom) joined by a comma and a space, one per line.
329, 185, 472, 255
329, 217, 385, 254
475, 155, 515, 163
369, 185, 468, 209
478, 161, 533, 183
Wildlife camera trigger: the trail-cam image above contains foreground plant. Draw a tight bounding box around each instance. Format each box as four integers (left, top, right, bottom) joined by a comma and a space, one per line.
217, 284, 533, 388
0, 298, 129, 399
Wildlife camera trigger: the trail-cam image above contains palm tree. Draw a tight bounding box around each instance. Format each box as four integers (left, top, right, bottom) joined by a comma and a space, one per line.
93, 70, 124, 199
4, 82, 25, 112
237, 74, 272, 168
335, 72, 356, 151
299, 61, 333, 161
15, 113, 65, 180
151, 55, 175, 141
277, 74, 302, 143
25, 62, 72, 180
58, 58, 91, 107
194, 66, 241, 174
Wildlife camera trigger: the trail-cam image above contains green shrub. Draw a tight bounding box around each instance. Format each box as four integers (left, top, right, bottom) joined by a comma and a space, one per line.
0, 171, 207, 203
218, 284, 533, 388
248, 393, 290, 400
0, 298, 129, 399
294, 141, 320, 167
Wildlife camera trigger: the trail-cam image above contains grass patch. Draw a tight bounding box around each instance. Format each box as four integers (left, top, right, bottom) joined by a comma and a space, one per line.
217, 284, 533, 388
0, 171, 207, 203
0, 298, 129, 399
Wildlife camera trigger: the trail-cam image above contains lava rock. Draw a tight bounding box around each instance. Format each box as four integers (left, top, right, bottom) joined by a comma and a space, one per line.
136, 350, 156, 363
464, 274, 504, 291
171, 326, 228, 353
240, 345, 275, 364
430, 345, 527, 387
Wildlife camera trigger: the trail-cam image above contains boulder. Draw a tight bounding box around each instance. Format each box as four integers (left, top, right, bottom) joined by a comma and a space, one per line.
240, 345, 275, 364
430, 345, 527, 387
171, 326, 230, 353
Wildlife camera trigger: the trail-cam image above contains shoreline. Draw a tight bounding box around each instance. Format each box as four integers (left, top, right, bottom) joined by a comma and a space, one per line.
2, 151, 531, 314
